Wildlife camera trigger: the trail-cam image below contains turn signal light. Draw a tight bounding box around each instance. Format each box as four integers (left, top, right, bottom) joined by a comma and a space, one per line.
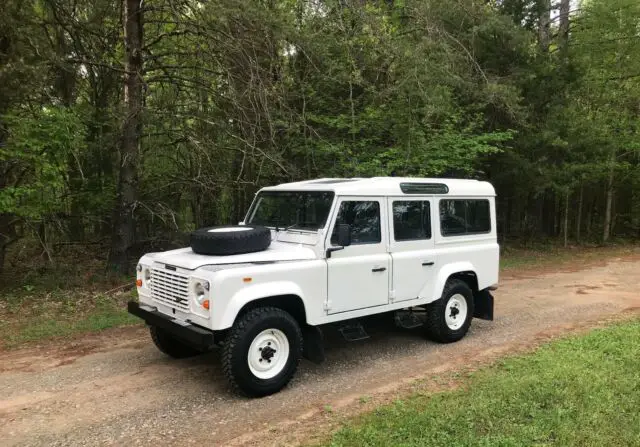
203, 299, 210, 310
243, 277, 252, 283
136, 279, 142, 288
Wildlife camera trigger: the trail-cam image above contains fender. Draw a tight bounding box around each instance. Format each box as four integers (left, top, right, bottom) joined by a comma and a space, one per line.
418, 261, 476, 304
215, 281, 307, 330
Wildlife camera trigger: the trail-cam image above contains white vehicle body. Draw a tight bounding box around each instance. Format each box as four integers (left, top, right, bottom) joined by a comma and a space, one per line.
134, 177, 499, 331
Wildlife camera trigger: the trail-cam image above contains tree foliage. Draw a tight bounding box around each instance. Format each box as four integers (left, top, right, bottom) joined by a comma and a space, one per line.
0, 0, 639, 272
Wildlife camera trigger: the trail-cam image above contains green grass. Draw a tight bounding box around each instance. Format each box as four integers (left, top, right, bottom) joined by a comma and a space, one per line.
0, 287, 141, 348
323, 319, 640, 447
500, 243, 639, 272
4, 303, 140, 346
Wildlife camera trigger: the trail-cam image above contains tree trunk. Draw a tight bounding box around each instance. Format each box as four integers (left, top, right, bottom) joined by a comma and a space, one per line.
558, 0, 570, 57
551, 192, 562, 237
603, 155, 615, 243
0, 242, 5, 274
108, 0, 144, 273
538, 0, 551, 52
611, 197, 617, 236
563, 190, 569, 247
576, 183, 583, 242
586, 197, 593, 239
632, 185, 640, 238
0, 213, 18, 273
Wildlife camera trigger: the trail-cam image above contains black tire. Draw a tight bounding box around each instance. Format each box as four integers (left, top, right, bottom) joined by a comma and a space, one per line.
425, 279, 475, 343
190, 225, 271, 256
222, 307, 303, 397
150, 326, 202, 359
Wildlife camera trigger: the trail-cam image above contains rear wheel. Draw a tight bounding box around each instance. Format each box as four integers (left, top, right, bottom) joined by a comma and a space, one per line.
149, 326, 202, 358
425, 279, 474, 343
222, 307, 302, 397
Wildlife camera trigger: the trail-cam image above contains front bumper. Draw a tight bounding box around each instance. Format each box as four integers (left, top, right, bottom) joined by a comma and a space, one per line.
127, 301, 215, 350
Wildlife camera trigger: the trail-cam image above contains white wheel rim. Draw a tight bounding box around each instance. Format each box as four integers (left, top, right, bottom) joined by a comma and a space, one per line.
247, 329, 290, 380
445, 294, 468, 330
208, 227, 252, 233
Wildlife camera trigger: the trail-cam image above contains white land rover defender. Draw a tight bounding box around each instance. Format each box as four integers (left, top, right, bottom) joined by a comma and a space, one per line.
128, 177, 498, 396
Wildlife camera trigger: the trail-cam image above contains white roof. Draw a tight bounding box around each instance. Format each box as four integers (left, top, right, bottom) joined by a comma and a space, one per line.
261, 177, 495, 197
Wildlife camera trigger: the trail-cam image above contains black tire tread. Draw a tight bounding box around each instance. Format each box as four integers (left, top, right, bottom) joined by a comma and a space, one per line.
222, 306, 303, 397
150, 326, 201, 358
425, 279, 474, 343
190, 225, 271, 256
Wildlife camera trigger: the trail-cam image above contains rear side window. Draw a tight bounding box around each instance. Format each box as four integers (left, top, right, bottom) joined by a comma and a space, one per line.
440, 200, 491, 236
392, 201, 431, 241
331, 201, 381, 244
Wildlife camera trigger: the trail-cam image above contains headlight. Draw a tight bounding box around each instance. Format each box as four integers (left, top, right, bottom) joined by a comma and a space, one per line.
194, 281, 209, 304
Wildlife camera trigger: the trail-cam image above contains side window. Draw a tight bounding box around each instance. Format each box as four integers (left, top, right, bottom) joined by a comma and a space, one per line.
331, 201, 381, 245
393, 201, 431, 241
467, 200, 491, 233
439, 200, 467, 235
440, 200, 491, 236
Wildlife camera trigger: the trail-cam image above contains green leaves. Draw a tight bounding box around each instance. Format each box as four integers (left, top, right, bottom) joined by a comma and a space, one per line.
2, 0, 640, 271
1, 107, 85, 218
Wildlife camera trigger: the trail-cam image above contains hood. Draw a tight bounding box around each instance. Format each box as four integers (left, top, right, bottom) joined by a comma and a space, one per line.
144, 240, 318, 270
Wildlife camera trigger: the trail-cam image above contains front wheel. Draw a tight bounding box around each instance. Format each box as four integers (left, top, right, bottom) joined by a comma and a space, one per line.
425, 279, 474, 343
222, 307, 303, 397
150, 326, 202, 358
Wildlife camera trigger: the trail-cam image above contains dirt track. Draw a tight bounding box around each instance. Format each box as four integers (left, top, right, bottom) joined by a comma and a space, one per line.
1, 256, 639, 446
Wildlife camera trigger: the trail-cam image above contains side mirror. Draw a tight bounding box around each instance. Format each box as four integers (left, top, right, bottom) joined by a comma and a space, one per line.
336, 223, 351, 247
326, 224, 352, 258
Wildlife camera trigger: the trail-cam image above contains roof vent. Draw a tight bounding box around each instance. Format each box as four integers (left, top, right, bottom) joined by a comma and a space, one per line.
400, 182, 449, 195
309, 179, 359, 184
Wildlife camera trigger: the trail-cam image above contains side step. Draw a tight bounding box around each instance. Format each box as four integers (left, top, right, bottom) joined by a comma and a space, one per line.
338, 323, 370, 341
394, 310, 424, 329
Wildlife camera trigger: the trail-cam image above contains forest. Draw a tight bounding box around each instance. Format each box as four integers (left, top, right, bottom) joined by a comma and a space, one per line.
1, 0, 639, 275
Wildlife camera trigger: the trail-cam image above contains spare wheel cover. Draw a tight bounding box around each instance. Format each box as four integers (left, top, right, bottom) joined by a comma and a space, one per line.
190, 225, 271, 256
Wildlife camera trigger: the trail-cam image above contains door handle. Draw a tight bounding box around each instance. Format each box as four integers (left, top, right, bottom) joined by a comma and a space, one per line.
371, 267, 387, 272
422, 261, 435, 266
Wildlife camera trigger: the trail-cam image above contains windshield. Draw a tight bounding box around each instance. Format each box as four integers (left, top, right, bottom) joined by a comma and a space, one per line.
246, 191, 334, 231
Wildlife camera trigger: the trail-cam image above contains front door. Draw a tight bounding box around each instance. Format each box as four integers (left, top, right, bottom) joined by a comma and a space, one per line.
326, 197, 390, 314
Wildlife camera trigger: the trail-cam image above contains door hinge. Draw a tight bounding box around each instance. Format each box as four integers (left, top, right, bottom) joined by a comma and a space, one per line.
323, 301, 331, 311
389, 290, 396, 302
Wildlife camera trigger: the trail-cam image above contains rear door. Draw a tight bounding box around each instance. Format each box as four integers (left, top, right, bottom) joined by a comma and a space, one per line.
326, 197, 390, 314
387, 197, 437, 302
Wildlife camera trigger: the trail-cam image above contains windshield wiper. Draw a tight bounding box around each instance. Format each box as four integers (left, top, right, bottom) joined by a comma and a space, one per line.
284, 222, 315, 232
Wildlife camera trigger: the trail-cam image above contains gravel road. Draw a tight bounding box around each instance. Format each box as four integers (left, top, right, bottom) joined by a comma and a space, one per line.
1, 256, 639, 446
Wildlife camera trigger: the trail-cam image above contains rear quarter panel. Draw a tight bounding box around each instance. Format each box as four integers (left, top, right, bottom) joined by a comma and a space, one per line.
420, 197, 499, 302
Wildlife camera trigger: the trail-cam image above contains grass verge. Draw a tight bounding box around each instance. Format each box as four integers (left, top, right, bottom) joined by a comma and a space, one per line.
0, 288, 140, 349
322, 318, 640, 447
500, 242, 639, 273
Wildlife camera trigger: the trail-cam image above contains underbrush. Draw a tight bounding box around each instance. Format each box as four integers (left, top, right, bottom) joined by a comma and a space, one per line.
0, 287, 139, 348
500, 241, 639, 271
0, 244, 139, 348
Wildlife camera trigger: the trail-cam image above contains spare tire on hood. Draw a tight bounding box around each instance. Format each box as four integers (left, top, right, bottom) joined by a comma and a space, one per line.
190, 225, 271, 256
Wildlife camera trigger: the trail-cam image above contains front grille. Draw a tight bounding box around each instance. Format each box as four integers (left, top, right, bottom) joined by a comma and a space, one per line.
150, 268, 190, 311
